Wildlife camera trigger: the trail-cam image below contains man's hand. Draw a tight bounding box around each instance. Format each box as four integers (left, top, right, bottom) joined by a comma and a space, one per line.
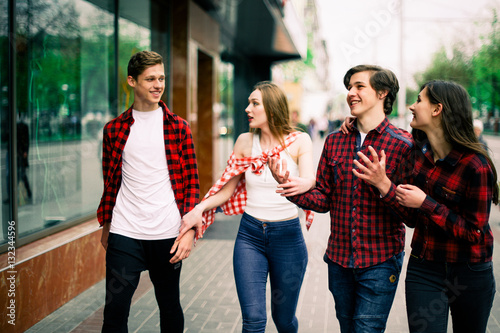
177, 205, 204, 241
352, 146, 391, 196
395, 184, 426, 208
101, 222, 110, 251
170, 229, 195, 264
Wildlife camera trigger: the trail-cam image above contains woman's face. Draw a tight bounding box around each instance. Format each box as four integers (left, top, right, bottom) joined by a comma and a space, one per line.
409, 87, 436, 130
245, 89, 268, 130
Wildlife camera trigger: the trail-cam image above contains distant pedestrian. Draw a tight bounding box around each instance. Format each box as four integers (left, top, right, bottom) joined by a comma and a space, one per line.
474, 119, 488, 151
178, 81, 315, 333
97, 50, 199, 332
291, 109, 308, 133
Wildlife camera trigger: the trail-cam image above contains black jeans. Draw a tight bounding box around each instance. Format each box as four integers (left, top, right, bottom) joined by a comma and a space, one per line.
405, 256, 495, 333
102, 233, 184, 333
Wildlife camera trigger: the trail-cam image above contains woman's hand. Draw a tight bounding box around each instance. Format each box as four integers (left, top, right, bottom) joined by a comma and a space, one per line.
340, 116, 356, 134
177, 205, 204, 241
395, 184, 426, 208
170, 229, 195, 264
269, 156, 290, 184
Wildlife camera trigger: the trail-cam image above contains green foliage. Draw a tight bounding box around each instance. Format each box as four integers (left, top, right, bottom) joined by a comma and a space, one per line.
412, 9, 500, 124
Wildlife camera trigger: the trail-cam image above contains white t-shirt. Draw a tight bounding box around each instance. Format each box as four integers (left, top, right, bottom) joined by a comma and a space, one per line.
110, 107, 181, 240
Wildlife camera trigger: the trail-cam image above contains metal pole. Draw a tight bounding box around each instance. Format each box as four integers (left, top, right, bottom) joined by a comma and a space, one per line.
398, 0, 407, 129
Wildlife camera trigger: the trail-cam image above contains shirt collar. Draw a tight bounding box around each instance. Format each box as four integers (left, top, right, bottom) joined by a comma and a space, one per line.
122, 100, 173, 123
353, 116, 390, 134
421, 140, 463, 166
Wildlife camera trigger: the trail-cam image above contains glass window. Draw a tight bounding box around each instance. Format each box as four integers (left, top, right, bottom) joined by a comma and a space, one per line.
1, 0, 9, 233
118, 0, 152, 112
0, 0, 167, 249
216, 62, 234, 174
2, 0, 115, 245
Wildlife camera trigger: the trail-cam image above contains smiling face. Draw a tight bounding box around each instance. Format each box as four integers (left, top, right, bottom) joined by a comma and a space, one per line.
245, 89, 269, 131
409, 87, 436, 130
128, 63, 165, 111
346, 71, 384, 119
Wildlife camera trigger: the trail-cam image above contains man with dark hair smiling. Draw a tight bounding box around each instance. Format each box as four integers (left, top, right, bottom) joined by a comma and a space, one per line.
97, 50, 199, 332
270, 65, 413, 332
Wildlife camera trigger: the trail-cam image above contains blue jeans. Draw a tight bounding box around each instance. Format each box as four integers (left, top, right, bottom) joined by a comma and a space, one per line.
102, 233, 184, 333
405, 256, 495, 333
326, 252, 404, 333
233, 213, 308, 333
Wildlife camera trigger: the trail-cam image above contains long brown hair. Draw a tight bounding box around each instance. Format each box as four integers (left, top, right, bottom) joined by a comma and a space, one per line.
412, 80, 499, 204
251, 81, 294, 148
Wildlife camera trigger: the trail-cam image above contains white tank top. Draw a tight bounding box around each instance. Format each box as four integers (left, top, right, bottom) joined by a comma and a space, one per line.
111, 107, 182, 240
244, 134, 299, 220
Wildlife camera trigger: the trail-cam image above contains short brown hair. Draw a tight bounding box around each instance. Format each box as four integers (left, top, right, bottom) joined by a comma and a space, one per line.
127, 51, 163, 80
343, 65, 399, 115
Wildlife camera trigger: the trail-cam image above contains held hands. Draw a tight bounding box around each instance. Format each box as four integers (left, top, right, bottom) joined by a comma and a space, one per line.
395, 184, 426, 208
352, 146, 391, 196
170, 229, 195, 264
269, 156, 314, 197
177, 205, 204, 241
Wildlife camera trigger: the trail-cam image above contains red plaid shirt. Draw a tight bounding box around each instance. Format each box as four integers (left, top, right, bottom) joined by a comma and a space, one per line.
198, 132, 314, 239
382, 141, 494, 263
289, 118, 413, 268
97, 101, 199, 226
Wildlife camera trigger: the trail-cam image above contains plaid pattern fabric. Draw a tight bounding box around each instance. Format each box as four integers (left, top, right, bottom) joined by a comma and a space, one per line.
382, 141, 494, 263
198, 131, 314, 239
289, 118, 413, 268
97, 101, 199, 226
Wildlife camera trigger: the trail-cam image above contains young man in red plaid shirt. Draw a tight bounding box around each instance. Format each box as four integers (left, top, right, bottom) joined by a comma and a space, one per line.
97, 51, 199, 332
271, 65, 413, 332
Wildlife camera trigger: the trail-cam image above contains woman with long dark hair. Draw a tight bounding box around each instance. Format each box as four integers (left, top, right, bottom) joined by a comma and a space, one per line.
350, 80, 498, 332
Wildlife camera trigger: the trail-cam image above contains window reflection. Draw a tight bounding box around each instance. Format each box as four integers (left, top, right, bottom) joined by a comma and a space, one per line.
1, 0, 155, 247
1, 0, 9, 237
216, 62, 235, 175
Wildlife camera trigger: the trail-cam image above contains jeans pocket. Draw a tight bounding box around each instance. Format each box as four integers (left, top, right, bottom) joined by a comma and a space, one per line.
391, 251, 404, 273
467, 261, 492, 272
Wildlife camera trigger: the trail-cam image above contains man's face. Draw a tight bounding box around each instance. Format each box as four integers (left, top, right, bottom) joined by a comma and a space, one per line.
346, 71, 382, 118
128, 63, 165, 111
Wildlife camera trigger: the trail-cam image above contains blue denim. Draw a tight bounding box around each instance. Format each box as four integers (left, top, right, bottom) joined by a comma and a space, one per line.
233, 213, 308, 333
405, 256, 495, 333
326, 252, 404, 333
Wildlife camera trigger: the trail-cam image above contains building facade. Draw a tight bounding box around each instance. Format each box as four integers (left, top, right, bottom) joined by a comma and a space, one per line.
0, 0, 308, 331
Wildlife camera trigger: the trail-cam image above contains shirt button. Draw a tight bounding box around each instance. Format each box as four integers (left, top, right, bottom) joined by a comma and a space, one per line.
353, 207, 356, 212
353, 185, 357, 189
352, 229, 355, 233
476, 229, 481, 234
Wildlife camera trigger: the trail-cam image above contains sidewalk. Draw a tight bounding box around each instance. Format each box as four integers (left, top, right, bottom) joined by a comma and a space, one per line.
26, 209, 500, 333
